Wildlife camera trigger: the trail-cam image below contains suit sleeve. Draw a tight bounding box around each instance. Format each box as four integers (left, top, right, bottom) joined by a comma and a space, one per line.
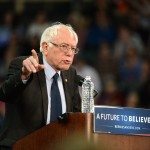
0, 57, 27, 103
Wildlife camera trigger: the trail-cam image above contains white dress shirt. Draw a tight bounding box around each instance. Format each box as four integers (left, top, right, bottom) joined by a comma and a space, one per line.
43, 56, 66, 124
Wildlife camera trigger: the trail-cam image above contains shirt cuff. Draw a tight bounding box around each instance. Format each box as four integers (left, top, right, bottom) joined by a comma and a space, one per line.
22, 79, 28, 84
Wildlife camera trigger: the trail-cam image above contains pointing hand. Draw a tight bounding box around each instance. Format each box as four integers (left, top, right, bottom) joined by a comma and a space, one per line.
21, 49, 44, 80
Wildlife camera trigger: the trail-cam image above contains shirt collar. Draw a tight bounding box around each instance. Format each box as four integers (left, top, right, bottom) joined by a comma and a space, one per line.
43, 56, 60, 80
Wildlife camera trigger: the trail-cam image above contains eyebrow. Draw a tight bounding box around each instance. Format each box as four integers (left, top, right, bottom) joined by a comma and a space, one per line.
60, 42, 76, 48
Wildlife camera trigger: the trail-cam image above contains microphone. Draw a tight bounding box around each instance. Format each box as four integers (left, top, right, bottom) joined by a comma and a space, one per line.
57, 113, 68, 123
75, 74, 85, 86
75, 75, 98, 98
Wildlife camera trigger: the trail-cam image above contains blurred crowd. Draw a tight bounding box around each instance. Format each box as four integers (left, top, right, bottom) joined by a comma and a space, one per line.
0, 0, 150, 120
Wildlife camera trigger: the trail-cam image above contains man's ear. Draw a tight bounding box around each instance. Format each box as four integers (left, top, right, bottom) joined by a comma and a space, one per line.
42, 42, 48, 56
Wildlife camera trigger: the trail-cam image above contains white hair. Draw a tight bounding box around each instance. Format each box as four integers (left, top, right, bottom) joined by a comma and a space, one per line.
40, 22, 78, 52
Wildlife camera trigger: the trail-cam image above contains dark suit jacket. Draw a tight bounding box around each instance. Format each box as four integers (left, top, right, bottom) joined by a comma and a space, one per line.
0, 53, 81, 147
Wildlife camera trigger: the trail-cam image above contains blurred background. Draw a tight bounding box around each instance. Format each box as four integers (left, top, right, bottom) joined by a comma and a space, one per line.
0, 0, 149, 123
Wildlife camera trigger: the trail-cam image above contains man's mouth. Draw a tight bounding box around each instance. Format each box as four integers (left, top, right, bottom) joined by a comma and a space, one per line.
63, 60, 72, 64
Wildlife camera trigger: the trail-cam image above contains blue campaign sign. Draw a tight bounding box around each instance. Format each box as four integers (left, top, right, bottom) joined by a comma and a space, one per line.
94, 106, 150, 136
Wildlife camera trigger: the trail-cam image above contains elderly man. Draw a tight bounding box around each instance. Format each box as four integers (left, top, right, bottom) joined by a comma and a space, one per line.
0, 22, 81, 149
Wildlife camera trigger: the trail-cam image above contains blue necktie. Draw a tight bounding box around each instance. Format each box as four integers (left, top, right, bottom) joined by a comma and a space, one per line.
50, 73, 62, 122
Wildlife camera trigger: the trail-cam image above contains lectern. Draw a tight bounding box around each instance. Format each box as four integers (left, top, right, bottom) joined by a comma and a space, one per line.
13, 113, 150, 150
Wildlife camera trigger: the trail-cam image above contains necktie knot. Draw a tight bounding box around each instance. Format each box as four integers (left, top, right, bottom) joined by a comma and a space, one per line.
53, 73, 59, 81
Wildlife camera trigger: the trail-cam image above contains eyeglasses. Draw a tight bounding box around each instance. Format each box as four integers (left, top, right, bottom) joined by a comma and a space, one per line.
49, 42, 79, 54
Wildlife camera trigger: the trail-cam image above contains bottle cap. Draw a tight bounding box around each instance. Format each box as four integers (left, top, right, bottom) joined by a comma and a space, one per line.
85, 76, 91, 80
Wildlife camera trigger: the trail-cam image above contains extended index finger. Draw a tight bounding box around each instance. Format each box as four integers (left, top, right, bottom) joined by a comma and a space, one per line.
31, 49, 39, 62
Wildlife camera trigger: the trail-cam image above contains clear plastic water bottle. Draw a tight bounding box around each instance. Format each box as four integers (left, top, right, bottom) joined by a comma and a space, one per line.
81, 76, 94, 113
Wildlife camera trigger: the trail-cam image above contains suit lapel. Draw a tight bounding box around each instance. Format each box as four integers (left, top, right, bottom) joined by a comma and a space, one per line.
61, 71, 72, 112
37, 53, 48, 123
